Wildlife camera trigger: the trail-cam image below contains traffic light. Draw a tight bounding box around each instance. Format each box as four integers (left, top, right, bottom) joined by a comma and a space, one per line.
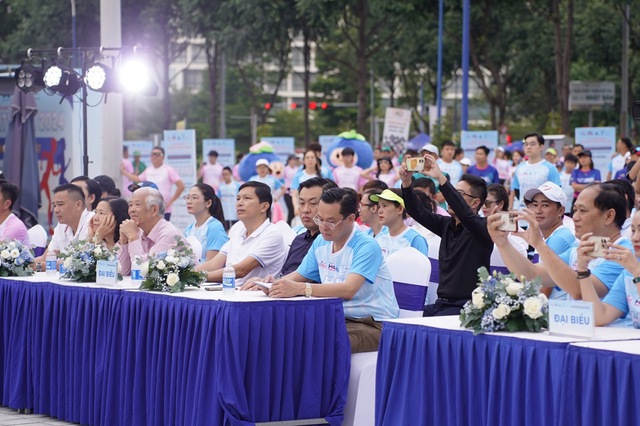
290, 102, 298, 110
264, 102, 272, 111
321, 102, 328, 110
309, 101, 317, 110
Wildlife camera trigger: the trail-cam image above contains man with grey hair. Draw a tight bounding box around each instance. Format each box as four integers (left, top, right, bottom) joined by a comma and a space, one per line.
118, 187, 192, 275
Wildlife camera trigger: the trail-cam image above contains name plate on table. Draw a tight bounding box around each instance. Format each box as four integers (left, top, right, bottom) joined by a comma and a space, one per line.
549, 299, 595, 338
96, 260, 118, 285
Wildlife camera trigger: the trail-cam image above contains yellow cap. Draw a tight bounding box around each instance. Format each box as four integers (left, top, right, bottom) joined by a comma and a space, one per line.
369, 189, 405, 208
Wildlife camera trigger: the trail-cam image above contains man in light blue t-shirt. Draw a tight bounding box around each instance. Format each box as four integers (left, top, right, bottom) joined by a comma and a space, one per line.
490, 182, 630, 301
510, 133, 561, 210
264, 187, 399, 353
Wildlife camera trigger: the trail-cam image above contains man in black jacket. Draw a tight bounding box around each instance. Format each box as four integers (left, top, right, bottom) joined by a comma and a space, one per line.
399, 155, 493, 316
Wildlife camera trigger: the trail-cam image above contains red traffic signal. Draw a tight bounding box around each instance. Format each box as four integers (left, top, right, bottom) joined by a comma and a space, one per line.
321, 102, 328, 110
290, 102, 298, 110
264, 102, 272, 111
309, 101, 317, 110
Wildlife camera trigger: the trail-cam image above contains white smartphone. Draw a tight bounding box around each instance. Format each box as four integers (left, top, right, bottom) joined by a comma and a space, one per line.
496, 212, 517, 232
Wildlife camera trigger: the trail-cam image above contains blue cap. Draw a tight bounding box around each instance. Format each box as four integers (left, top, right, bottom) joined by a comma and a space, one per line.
128, 181, 159, 192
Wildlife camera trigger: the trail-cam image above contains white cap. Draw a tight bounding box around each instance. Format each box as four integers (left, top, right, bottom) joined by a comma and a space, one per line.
255, 159, 271, 168
524, 181, 567, 205
460, 157, 472, 166
421, 143, 439, 156
496, 146, 505, 152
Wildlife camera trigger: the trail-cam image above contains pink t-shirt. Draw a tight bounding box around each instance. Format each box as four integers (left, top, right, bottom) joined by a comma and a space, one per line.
0, 213, 30, 246
201, 163, 223, 191
138, 164, 182, 213
333, 165, 366, 191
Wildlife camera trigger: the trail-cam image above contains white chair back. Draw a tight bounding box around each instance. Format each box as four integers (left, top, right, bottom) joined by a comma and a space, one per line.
426, 234, 441, 305
28, 224, 48, 256
272, 220, 296, 248
185, 235, 203, 261
386, 247, 431, 318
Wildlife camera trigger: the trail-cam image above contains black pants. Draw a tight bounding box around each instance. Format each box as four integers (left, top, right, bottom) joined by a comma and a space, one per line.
423, 298, 468, 317
283, 193, 295, 225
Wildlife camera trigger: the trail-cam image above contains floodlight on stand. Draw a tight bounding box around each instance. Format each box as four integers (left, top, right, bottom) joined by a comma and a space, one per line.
43, 65, 63, 90
14, 63, 45, 93
85, 63, 115, 92
119, 59, 158, 96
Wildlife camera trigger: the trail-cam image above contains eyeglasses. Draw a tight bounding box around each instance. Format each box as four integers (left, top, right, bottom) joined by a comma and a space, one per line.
457, 190, 479, 199
151, 152, 163, 157
183, 195, 202, 201
483, 200, 497, 208
313, 214, 343, 230
360, 203, 376, 209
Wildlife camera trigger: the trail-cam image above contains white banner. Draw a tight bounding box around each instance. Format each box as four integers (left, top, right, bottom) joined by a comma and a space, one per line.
382, 108, 411, 153
202, 138, 236, 169
574, 127, 616, 175
460, 131, 499, 164
162, 129, 197, 232
261, 137, 295, 163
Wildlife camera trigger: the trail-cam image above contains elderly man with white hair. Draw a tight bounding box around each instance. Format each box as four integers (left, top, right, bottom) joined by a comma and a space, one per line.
118, 187, 193, 275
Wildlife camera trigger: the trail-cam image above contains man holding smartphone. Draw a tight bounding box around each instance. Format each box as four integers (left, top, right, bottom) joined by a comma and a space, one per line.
488, 182, 631, 301
399, 155, 493, 316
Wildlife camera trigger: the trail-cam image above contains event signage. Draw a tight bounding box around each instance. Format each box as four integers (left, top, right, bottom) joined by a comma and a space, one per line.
460, 131, 499, 164
574, 127, 615, 174
548, 299, 595, 338
382, 107, 411, 153
261, 137, 295, 163
162, 129, 197, 231
318, 135, 338, 158
202, 138, 235, 168
96, 260, 118, 285
569, 81, 615, 111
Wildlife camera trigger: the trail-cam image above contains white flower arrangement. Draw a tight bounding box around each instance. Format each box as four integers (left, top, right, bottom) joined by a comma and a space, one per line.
0, 240, 34, 277
460, 267, 549, 334
58, 240, 120, 282
138, 238, 206, 293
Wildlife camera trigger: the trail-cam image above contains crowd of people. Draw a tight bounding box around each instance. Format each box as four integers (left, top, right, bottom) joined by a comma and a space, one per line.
4, 133, 639, 354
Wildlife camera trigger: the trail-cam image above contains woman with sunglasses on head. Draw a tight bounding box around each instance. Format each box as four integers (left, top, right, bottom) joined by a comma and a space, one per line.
184, 183, 229, 262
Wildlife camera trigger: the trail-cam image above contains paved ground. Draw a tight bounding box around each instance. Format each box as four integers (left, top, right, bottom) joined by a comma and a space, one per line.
0, 407, 74, 426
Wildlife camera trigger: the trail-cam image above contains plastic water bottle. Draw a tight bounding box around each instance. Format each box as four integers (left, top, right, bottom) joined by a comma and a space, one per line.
45, 252, 57, 276
222, 265, 236, 295
131, 256, 143, 287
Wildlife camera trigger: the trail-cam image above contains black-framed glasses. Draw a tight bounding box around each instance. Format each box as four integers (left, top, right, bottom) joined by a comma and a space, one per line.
457, 190, 479, 199
483, 200, 497, 208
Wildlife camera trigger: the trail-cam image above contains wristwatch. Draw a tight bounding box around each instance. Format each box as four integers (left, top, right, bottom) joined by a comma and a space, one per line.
304, 283, 312, 298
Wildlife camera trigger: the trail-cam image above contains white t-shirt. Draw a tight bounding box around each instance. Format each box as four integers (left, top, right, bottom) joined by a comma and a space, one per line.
48, 209, 94, 253
608, 153, 628, 178
333, 165, 365, 190
220, 219, 286, 285
437, 159, 463, 185
559, 171, 573, 211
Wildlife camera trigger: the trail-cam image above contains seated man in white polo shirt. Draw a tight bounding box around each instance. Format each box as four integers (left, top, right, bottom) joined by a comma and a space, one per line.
35, 183, 94, 268
196, 181, 286, 285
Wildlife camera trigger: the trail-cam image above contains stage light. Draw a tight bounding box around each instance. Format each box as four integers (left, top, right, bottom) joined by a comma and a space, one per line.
119, 59, 158, 96
14, 63, 45, 93
43, 65, 63, 89
44, 65, 82, 98
85, 63, 110, 91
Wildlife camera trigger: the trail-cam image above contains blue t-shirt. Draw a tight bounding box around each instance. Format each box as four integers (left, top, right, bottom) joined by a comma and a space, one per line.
546, 226, 576, 256
184, 217, 229, 262
366, 225, 389, 239
551, 237, 633, 300
296, 226, 399, 321
570, 168, 601, 197
217, 181, 241, 221
512, 160, 561, 208
467, 164, 500, 184
374, 227, 428, 259
249, 174, 283, 191
602, 271, 640, 328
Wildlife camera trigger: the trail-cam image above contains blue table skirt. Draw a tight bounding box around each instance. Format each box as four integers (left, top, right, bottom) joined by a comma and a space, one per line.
558, 345, 640, 426
375, 321, 567, 426
0, 279, 350, 425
